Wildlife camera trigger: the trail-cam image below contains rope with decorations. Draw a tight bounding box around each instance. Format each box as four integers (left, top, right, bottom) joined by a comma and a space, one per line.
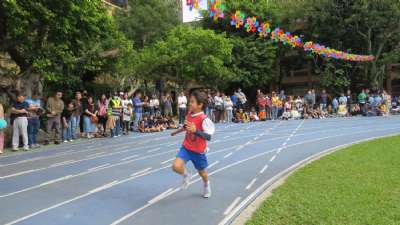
205, 0, 374, 62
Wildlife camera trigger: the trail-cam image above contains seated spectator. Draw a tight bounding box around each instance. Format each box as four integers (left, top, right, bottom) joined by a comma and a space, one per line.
139, 117, 149, 133
235, 108, 250, 123
337, 104, 348, 117
165, 116, 178, 129
249, 107, 260, 122
350, 104, 361, 116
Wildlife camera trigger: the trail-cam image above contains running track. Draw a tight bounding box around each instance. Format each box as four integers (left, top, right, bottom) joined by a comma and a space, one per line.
0, 116, 399, 225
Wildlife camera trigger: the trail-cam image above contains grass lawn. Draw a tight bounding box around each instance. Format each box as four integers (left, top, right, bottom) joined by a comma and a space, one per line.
246, 135, 400, 225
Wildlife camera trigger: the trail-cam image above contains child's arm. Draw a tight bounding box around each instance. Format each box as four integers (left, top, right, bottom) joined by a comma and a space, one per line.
186, 119, 215, 141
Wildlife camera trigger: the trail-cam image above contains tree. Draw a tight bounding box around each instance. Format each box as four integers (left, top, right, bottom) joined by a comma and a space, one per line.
0, 0, 131, 97
136, 25, 234, 89
286, 0, 400, 89
115, 0, 180, 49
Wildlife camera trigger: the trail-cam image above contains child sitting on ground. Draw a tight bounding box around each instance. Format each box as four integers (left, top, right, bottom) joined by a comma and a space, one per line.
249, 107, 260, 122
235, 108, 250, 123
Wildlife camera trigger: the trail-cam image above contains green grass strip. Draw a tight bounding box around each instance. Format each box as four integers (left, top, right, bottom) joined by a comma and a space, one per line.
246, 135, 400, 225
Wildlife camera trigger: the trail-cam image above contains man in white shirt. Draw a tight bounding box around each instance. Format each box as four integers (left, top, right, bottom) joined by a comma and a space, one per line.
178, 91, 188, 125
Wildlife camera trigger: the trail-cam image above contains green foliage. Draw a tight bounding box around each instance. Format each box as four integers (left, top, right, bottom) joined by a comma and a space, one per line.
0, 0, 134, 88
280, 0, 400, 88
136, 25, 233, 88
115, 0, 179, 49
230, 37, 276, 87
319, 61, 351, 94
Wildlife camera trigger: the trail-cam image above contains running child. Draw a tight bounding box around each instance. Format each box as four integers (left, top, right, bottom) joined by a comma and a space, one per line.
171, 90, 215, 198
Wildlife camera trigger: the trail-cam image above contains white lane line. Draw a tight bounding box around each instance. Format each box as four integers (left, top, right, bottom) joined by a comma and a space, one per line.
88, 181, 119, 194
148, 188, 174, 204
109, 126, 400, 225
4, 165, 171, 225
276, 148, 283, 154
224, 152, 233, 159
161, 158, 175, 165
224, 197, 242, 215
86, 152, 107, 158
0, 169, 39, 179
147, 148, 161, 153
259, 165, 269, 174
121, 154, 139, 161
208, 161, 220, 169
7, 126, 400, 224
130, 167, 152, 177
0, 150, 175, 197
50, 160, 76, 168
88, 164, 111, 172
269, 155, 277, 162
282, 142, 287, 146
245, 178, 257, 190
39, 175, 73, 186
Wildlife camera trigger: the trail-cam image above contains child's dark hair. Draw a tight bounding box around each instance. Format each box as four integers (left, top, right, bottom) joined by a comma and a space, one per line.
190, 90, 208, 110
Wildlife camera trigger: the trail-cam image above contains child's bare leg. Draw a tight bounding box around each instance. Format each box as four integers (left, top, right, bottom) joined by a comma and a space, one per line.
172, 158, 185, 175
198, 170, 209, 184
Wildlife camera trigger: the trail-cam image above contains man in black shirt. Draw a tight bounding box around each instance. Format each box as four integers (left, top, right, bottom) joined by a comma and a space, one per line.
11, 92, 32, 151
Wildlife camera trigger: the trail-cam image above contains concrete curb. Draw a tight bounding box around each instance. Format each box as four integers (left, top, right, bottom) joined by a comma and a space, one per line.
229, 133, 399, 225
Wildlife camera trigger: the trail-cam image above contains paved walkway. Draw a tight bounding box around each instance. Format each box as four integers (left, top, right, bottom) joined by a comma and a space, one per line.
0, 116, 399, 225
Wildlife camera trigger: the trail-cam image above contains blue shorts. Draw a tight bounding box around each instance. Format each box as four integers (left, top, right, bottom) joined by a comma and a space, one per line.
176, 146, 208, 171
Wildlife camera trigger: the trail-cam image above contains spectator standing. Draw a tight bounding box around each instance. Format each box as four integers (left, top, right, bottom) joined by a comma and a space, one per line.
271, 92, 279, 120
11, 93, 31, 151
266, 94, 272, 120
45, 91, 64, 145
230, 93, 238, 112
319, 89, 328, 111
162, 93, 173, 117
71, 91, 82, 140
178, 91, 188, 125
304, 90, 313, 112
358, 89, 367, 115
109, 93, 122, 137
213, 92, 223, 123
0, 103, 5, 154
143, 95, 151, 117
62, 102, 74, 142
224, 95, 234, 123
26, 94, 42, 148
97, 94, 109, 137
311, 89, 316, 108
207, 92, 215, 121
83, 96, 97, 138
149, 94, 160, 117
133, 92, 144, 130
256, 90, 267, 121
332, 97, 339, 114
123, 103, 133, 134
339, 93, 347, 105
235, 88, 247, 109
121, 93, 132, 132
279, 90, 286, 102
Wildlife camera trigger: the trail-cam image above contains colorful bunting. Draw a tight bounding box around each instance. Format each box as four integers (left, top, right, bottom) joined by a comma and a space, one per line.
230, 10, 246, 29
209, 0, 225, 21
197, 1, 375, 61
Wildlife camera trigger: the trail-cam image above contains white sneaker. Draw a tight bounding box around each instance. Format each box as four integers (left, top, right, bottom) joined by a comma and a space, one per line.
203, 182, 211, 198
63, 140, 68, 143
181, 171, 191, 190
23, 147, 29, 151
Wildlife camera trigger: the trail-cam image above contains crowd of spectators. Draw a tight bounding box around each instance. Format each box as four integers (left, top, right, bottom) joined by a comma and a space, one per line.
0, 87, 399, 154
